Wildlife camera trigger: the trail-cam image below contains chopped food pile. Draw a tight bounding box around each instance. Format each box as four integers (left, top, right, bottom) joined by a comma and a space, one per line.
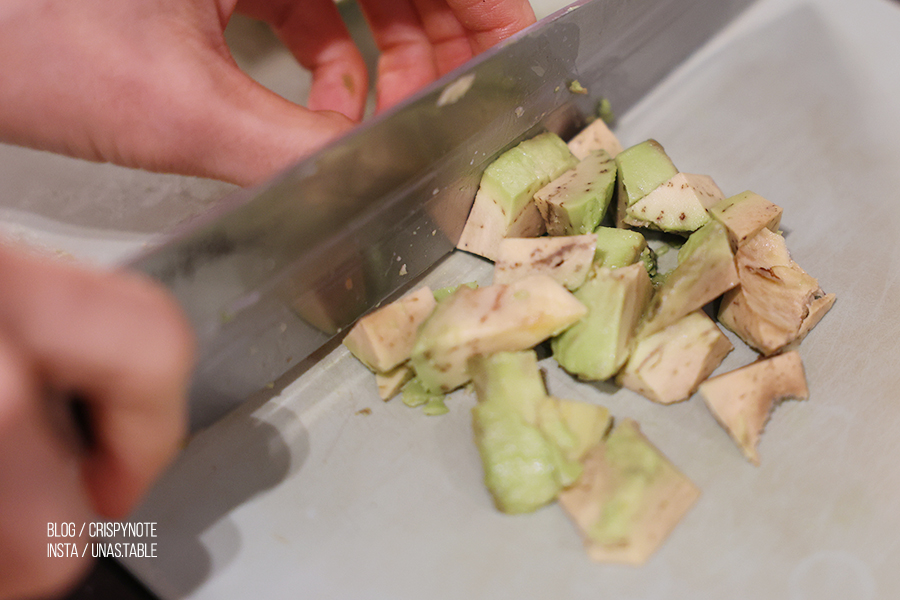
341, 115, 835, 565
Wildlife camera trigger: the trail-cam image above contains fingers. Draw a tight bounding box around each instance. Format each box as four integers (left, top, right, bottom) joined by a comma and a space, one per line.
443, 0, 536, 54
355, 0, 441, 112
355, 0, 536, 112
236, 0, 369, 121
0, 318, 94, 599
0, 0, 355, 186
404, 0, 474, 75
0, 246, 195, 520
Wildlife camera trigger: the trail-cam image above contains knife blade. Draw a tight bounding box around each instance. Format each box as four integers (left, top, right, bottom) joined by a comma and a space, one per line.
127, 0, 754, 429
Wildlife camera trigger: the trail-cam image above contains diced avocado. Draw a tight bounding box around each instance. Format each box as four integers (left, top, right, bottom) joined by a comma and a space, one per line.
422, 396, 450, 416
400, 376, 445, 408
458, 132, 578, 260
623, 173, 725, 234
342, 286, 436, 373
567, 117, 623, 159
708, 190, 783, 251
410, 275, 587, 393
375, 362, 415, 401
617, 311, 733, 404
557, 419, 701, 566
638, 220, 739, 338
614, 139, 679, 227
717, 228, 835, 355
593, 226, 647, 270
493, 234, 596, 291
699, 351, 808, 465
469, 351, 583, 514
554, 398, 612, 462
639, 246, 659, 282
552, 263, 653, 381
534, 150, 617, 235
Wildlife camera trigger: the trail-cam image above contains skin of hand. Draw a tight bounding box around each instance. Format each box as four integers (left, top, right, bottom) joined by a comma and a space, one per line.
0, 0, 536, 187
0, 245, 195, 600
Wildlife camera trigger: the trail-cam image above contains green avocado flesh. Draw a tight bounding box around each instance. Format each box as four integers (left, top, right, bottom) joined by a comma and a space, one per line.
588, 420, 663, 545
593, 227, 647, 269
552, 263, 652, 381
535, 149, 617, 235
470, 351, 585, 514
615, 140, 678, 208
479, 132, 578, 228
640, 220, 738, 338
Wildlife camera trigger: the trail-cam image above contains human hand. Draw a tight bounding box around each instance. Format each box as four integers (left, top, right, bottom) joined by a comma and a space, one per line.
0, 0, 535, 186
0, 244, 195, 600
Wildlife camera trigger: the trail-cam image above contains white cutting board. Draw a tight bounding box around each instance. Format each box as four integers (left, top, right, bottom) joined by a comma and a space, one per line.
12, 0, 900, 597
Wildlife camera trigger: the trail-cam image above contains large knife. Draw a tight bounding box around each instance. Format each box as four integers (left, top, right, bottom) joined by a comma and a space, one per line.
128, 0, 753, 430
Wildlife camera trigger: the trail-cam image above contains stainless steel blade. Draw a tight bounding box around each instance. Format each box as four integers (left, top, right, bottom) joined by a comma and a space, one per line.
128, 0, 753, 429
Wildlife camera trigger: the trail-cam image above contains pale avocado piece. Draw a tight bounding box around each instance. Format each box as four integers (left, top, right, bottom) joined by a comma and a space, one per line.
639, 220, 739, 338
617, 310, 733, 405
375, 362, 415, 401
410, 275, 587, 393
615, 139, 679, 206
717, 228, 835, 355
593, 227, 647, 270
552, 263, 653, 381
458, 132, 578, 260
342, 286, 436, 373
699, 351, 808, 465
534, 150, 617, 235
469, 351, 583, 514
567, 115, 623, 159
708, 190, 783, 251
557, 419, 701, 566
493, 234, 596, 291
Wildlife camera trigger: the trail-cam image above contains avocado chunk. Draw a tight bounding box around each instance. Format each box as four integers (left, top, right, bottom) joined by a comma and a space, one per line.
410, 275, 587, 393
470, 351, 597, 514
342, 286, 436, 373
400, 376, 445, 408
638, 220, 739, 338
493, 234, 596, 291
623, 173, 725, 234
617, 311, 733, 404
717, 228, 836, 355
534, 150, 617, 235
567, 117, 623, 159
375, 363, 415, 401
552, 262, 653, 381
458, 132, 578, 260
557, 418, 701, 565
699, 351, 808, 465
614, 139, 679, 227
708, 190, 783, 251
593, 226, 647, 270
